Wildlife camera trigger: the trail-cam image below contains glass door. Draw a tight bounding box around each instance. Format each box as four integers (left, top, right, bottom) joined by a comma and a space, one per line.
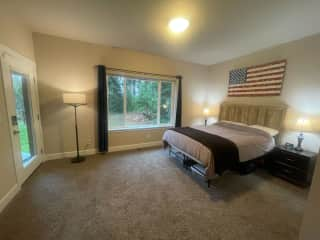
1, 52, 43, 185
11, 72, 36, 166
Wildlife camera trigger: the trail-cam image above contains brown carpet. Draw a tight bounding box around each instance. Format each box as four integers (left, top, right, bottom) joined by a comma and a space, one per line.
0, 148, 308, 240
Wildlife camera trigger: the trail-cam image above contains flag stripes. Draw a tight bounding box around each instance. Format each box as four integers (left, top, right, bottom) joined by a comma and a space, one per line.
228, 60, 286, 97
229, 85, 282, 92
246, 68, 285, 77
229, 80, 283, 88
246, 61, 286, 72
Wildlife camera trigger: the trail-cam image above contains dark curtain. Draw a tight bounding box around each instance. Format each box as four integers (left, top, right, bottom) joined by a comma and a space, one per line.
175, 76, 182, 127
97, 65, 108, 152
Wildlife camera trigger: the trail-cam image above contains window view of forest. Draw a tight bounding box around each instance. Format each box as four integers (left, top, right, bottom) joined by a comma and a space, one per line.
108, 75, 174, 129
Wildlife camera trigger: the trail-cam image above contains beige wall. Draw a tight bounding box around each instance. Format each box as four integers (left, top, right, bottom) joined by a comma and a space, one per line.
0, 14, 34, 60
34, 32, 320, 154
33, 33, 209, 154
299, 152, 320, 240
0, 13, 34, 201
208, 33, 320, 152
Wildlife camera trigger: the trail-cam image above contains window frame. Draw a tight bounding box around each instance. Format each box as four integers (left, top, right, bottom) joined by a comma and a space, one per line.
107, 73, 178, 131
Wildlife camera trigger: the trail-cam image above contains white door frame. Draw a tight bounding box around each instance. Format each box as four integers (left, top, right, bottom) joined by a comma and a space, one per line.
0, 45, 44, 187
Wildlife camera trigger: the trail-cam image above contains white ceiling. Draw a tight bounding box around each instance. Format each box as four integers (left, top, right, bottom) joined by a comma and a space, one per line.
4, 0, 320, 65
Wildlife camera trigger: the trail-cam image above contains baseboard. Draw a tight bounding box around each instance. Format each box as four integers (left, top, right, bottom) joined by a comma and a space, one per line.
45, 148, 98, 161
45, 141, 163, 161
108, 141, 163, 152
0, 184, 20, 213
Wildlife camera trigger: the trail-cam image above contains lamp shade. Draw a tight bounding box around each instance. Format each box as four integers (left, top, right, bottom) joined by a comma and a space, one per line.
63, 93, 87, 105
296, 118, 311, 131
203, 108, 210, 117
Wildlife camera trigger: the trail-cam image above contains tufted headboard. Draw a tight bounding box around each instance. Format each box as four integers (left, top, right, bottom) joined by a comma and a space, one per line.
218, 102, 287, 131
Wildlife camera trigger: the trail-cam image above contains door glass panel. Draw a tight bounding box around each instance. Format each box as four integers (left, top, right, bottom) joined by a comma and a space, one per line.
11, 72, 36, 165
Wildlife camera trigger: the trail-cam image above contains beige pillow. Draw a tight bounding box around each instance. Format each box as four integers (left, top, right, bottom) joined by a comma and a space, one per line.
249, 125, 279, 137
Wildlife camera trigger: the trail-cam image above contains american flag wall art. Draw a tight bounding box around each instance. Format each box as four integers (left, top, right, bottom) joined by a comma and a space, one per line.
228, 60, 287, 97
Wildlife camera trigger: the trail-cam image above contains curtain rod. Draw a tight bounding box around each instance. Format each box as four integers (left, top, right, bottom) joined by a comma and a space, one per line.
105, 66, 180, 79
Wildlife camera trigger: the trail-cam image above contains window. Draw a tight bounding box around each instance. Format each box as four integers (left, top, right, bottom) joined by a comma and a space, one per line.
107, 74, 176, 130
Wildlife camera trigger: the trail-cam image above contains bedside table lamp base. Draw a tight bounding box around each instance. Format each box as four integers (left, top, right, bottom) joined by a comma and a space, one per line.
295, 133, 304, 152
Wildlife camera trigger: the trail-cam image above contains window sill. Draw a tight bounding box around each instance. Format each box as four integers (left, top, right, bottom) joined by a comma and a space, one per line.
109, 125, 174, 132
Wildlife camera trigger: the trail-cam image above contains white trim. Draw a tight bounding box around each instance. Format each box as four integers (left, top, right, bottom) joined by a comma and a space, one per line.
107, 74, 177, 130
0, 44, 43, 186
109, 125, 172, 132
45, 148, 98, 161
0, 48, 43, 186
107, 72, 177, 82
0, 184, 20, 213
45, 141, 163, 161
0, 44, 35, 66
109, 141, 162, 152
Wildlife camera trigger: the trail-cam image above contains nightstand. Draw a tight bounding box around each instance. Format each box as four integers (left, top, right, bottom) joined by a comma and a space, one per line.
266, 145, 317, 187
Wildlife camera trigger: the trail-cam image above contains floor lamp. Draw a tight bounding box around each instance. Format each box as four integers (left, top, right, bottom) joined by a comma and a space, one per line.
63, 93, 87, 163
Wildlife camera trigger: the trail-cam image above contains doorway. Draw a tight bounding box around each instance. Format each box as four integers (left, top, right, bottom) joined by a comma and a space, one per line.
1, 51, 43, 185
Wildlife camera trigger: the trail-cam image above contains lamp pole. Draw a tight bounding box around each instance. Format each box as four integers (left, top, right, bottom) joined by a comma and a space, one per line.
71, 104, 85, 163
62, 93, 87, 163
74, 105, 80, 161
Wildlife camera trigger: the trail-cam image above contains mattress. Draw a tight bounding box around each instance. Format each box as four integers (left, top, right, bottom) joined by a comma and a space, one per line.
163, 122, 275, 169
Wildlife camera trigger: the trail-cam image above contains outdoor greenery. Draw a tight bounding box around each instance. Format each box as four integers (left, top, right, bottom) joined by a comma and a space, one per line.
126, 79, 158, 121
108, 75, 173, 128
160, 81, 172, 124
18, 120, 30, 153
12, 73, 32, 158
108, 76, 124, 114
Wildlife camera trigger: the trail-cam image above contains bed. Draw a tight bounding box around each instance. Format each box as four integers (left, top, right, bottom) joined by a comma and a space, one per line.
163, 102, 287, 186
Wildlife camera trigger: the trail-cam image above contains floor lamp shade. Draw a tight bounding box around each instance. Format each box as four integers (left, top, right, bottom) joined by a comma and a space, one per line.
63, 93, 87, 105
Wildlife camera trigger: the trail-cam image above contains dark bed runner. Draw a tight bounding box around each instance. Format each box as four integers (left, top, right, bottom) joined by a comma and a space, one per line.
169, 127, 239, 175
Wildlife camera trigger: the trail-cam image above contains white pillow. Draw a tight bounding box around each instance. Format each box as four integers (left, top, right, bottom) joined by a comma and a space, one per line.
249, 125, 279, 137
221, 120, 247, 126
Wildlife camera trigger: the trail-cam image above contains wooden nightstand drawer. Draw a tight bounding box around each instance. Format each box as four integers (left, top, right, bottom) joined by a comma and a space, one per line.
266, 146, 317, 187
270, 162, 307, 186
278, 150, 309, 170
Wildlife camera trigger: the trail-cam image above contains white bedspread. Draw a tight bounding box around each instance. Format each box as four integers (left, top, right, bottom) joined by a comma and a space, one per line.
163, 122, 275, 167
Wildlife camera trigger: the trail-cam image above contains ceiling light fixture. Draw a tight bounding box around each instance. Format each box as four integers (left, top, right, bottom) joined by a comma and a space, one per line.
169, 17, 189, 33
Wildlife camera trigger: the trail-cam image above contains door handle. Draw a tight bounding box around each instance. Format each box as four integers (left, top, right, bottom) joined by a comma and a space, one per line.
13, 130, 20, 134
11, 116, 18, 126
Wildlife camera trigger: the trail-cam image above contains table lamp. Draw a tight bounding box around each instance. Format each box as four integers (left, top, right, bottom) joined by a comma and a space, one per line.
295, 118, 310, 152
63, 93, 87, 163
203, 108, 210, 127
